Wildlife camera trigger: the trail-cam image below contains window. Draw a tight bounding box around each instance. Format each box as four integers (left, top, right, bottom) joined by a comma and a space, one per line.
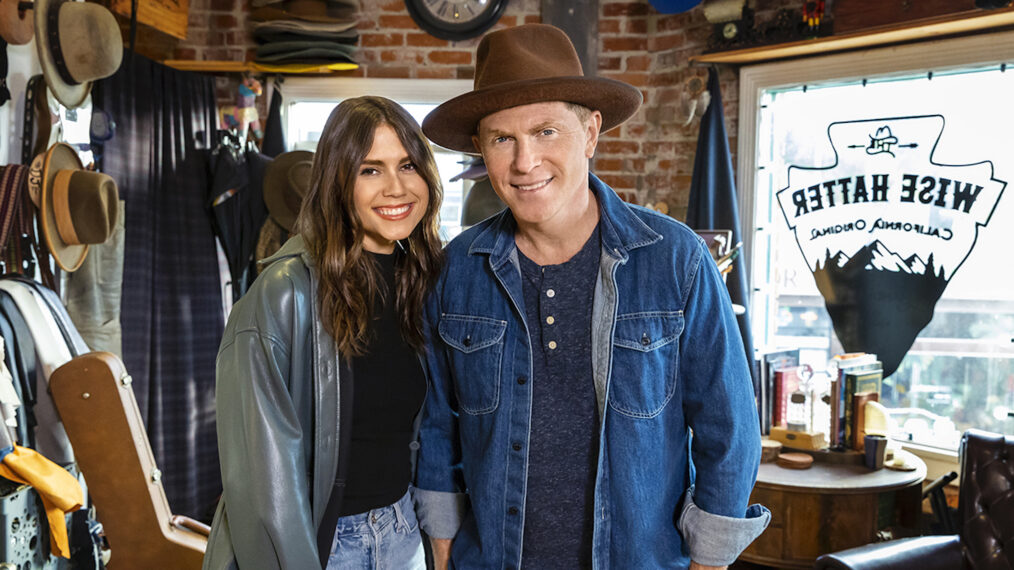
281, 77, 475, 242
738, 32, 1014, 450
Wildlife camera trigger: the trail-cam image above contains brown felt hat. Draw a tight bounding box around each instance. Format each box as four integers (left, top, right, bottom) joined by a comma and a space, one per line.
34, 0, 123, 109
263, 150, 313, 232
34, 143, 119, 272
422, 24, 642, 153
0, 0, 33, 45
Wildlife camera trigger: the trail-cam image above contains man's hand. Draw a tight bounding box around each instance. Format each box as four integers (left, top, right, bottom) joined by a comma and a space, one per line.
430, 538, 453, 570
689, 562, 727, 570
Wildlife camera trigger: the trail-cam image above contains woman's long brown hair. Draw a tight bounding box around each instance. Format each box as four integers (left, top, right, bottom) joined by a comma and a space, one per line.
295, 96, 444, 357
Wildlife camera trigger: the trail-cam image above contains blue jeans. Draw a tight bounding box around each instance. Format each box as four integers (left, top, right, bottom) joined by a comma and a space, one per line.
326, 490, 425, 570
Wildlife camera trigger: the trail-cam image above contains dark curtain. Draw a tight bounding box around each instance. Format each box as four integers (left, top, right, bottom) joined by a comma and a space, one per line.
686, 67, 759, 396
93, 55, 224, 519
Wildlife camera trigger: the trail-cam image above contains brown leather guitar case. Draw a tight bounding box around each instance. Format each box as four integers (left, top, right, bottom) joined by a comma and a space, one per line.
50, 351, 207, 569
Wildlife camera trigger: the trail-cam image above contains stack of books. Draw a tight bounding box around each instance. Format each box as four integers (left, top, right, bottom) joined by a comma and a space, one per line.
829, 353, 883, 450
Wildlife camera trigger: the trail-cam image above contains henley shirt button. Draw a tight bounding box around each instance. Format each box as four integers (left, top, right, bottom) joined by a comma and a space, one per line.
546, 289, 555, 298
548, 341, 557, 350
508, 506, 519, 515
517, 376, 527, 385
546, 316, 555, 325
512, 442, 522, 451
409, 441, 420, 451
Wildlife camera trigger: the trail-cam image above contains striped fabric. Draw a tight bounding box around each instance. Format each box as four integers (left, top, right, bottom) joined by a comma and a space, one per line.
92, 55, 224, 519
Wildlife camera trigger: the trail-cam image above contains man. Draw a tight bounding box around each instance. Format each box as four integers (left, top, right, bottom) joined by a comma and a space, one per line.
414, 23, 770, 569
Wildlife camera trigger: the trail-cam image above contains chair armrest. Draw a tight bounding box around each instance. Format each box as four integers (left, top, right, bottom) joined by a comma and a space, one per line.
170, 514, 211, 537
814, 535, 962, 570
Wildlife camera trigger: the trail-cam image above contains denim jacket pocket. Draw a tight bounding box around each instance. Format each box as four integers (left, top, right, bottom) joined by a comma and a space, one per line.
608, 311, 684, 418
438, 314, 506, 415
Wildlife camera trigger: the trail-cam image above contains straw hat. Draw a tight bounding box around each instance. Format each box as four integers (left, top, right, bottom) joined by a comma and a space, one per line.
34, 0, 123, 109
30, 143, 119, 271
0, 0, 33, 45
422, 24, 642, 153
263, 150, 313, 232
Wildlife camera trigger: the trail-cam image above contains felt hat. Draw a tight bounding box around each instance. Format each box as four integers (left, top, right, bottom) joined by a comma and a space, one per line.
34, 0, 123, 109
0, 0, 33, 45
422, 23, 642, 153
263, 150, 313, 232
30, 143, 119, 271
647, 0, 704, 14
251, 0, 354, 23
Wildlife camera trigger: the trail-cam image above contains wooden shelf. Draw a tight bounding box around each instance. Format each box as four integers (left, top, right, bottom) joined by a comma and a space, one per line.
691, 7, 1014, 65
162, 60, 359, 74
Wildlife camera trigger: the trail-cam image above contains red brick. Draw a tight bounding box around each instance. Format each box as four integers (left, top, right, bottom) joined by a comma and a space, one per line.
407, 32, 449, 47
603, 2, 651, 17
628, 158, 647, 171
379, 15, 419, 29
367, 65, 411, 78
361, 33, 404, 47
595, 158, 624, 171
648, 32, 685, 51
498, 15, 517, 27
380, 50, 400, 63
429, 50, 471, 65
625, 55, 650, 71
173, 48, 197, 60
209, 0, 235, 11
188, 12, 208, 29
598, 56, 622, 71
625, 123, 646, 138
616, 190, 638, 203
600, 172, 637, 188
643, 141, 676, 155
599, 140, 639, 155
603, 36, 647, 52
524, 15, 541, 24
599, 19, 621, 34
657, 14, 692, 32
625, 19, 647, 34
211, 14, 238, 29
418, 67, 456, 79
657, 159, 674, 170
225, 31, 247, 46
601, 72, 649, 88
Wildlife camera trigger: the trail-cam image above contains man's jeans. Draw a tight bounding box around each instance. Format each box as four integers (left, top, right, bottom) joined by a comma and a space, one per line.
326, 490, 426, 570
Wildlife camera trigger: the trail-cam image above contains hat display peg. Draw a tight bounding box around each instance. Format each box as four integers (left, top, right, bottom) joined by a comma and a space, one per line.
34, 0, 124, 109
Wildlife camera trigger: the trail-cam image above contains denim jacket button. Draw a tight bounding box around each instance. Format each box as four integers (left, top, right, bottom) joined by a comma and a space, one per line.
507, 506, 519, 515
516, 376, 527, 385
463, 335, 472, 347
641, 333, 651, 346
512, 442, 522, 451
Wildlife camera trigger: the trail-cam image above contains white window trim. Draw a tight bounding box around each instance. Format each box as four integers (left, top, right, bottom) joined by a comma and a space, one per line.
736, 29, 1014, 294
736, 30, 1014, 475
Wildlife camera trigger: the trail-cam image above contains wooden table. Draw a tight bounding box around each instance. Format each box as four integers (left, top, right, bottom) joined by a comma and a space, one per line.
740, 450, 926, 569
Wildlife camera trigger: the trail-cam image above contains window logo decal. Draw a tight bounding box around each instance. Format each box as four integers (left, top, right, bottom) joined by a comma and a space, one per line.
777, 115, 1006, 377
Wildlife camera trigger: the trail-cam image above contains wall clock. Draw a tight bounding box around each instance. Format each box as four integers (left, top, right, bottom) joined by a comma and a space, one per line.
405, 0, 510, 41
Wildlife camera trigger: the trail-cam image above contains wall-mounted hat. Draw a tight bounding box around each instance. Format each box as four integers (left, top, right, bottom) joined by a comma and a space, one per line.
263, 150, 312, 232
422, 24, 642, 153
0, 0, 33, 45
31, 143, 119, 271
34, 0, 123, 109
647, 0, 704, 13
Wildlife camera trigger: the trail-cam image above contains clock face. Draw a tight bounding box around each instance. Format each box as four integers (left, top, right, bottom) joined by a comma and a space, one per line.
722, 21, 739, 40
406, 0, 510, 41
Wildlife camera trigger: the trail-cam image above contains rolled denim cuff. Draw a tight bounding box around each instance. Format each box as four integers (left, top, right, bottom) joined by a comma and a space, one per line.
413, 488, 466, 539
677, 487, 771, 567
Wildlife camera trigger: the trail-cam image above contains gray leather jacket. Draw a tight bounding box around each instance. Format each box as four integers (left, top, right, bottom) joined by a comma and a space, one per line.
203, 236, 344, 570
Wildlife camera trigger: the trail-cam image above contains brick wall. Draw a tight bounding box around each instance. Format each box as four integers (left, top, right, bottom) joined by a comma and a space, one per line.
139, 0, 803, 221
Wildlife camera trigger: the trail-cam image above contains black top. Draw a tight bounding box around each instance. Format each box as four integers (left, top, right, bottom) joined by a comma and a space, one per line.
339, 251, 427, 516
517, 225, 601, 569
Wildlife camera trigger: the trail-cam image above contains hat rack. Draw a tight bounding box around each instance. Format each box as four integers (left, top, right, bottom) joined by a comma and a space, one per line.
161, 60, 358, 75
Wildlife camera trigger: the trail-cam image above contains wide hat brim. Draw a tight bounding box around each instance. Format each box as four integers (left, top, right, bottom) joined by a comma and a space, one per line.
0, 0, 33, 45
264, 150, 313, 232
422, 75, 643, 153
33, 0, 88, 109
40, 142, 88, 271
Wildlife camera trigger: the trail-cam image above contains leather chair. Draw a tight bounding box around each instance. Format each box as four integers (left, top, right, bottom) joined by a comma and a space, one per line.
815, 429, 1014, 570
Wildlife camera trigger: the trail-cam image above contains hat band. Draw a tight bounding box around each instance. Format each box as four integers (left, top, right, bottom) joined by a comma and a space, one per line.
52, 170, 81, 245
47, 2, 80, 86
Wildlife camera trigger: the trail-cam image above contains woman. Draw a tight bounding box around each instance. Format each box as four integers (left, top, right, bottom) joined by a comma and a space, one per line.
203, 96, 444, 570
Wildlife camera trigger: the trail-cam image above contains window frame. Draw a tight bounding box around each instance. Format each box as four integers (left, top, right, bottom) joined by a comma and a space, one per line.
735, 30, 1014, 469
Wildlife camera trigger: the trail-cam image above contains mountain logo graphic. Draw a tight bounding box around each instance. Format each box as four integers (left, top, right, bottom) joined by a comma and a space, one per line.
777, 115, 1006, 377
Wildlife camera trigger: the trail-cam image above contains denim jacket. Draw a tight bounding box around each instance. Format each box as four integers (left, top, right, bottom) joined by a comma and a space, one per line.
415, 174, 770, 568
